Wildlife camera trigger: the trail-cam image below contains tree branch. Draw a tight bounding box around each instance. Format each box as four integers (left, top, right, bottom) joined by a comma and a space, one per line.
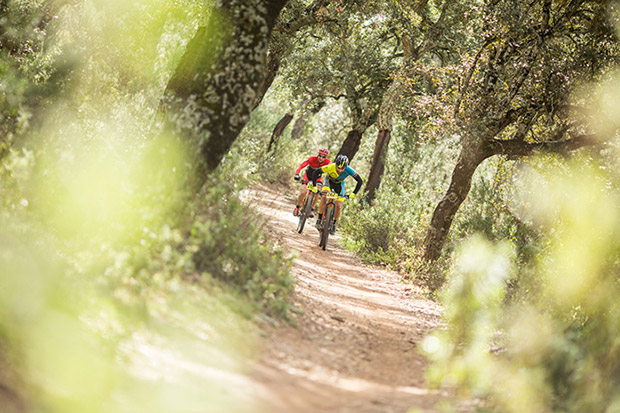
455, 37, 496, 119
489, 132, 611, 158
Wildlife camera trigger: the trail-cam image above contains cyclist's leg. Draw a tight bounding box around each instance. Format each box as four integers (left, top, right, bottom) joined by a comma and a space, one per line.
296, 172, 309, 206
330, 183, 345, 234
312, 176, 323, 211
335, 200, 344, 220
296, 186, 307, 207
317, 183, 330, 215
307, 171, 322, 216
333, 182, 345, 219
315, 194, 327, 228
294, 172, 311, 216
316, 182, 331, 228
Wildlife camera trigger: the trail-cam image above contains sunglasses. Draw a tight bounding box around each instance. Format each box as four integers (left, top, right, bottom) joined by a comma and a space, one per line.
318, 154, 326, 159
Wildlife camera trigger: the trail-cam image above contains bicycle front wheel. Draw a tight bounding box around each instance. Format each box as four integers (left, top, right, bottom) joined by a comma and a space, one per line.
297, 194, 311, 233
321, 203, 335, 251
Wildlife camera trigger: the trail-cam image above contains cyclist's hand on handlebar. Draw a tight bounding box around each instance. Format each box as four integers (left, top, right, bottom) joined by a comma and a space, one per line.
294, 174, 301, 181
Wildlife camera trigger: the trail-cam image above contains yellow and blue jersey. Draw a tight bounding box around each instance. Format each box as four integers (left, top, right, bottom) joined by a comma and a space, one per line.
320, 164, 363, 196
321, 164, 356, 182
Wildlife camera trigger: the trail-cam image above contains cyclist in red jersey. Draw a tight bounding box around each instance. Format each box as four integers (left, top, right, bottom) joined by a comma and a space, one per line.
293, 147, 331, 217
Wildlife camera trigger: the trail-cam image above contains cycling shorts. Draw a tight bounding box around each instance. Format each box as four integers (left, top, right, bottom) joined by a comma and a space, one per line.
327, 179, 345, 197
302, 167, 324, 185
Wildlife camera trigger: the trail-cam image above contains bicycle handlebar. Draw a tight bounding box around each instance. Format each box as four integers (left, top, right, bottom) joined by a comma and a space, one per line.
320, 189, 352, 202
302, 181, 320, 193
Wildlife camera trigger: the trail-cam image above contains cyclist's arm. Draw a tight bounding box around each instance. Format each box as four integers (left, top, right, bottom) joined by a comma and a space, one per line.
351, 173, 363, 194
321, 163, 337, 174
345, 166, 363, 194
295, 159, 310, 174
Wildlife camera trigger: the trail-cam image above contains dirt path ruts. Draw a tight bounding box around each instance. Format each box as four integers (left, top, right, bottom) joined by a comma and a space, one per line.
246, 185, 469, 413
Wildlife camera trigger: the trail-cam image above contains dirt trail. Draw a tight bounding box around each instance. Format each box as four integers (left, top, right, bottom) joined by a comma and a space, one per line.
246, 185, 468, 413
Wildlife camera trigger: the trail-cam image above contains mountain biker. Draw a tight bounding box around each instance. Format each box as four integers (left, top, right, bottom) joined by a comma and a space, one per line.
315, 154, 363, 234
293, 147, 331, 217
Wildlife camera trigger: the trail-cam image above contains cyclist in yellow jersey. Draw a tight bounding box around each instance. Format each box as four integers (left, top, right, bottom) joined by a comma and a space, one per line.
315, 154, 363, 234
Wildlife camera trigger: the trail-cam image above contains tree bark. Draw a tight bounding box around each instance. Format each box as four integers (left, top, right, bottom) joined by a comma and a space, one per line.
363, 71, 405, 203
421, 130, 609, 263
422, 139, 492, 262
365, 129, 391, 203
291, 115, 307, 140
252, 49, 282, 111
250, 0, 334, 111
161, 0, 288, 184
267, 112, 294, 153
337, 129, 363, 160
362, 32, 413, 203
290, 100, 323, 141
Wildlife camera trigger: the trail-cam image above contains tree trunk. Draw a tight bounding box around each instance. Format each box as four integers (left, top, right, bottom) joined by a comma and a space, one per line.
267, 112, 294, 153
291, 115, 307, 140
252, 50, 282, 111
161, 0, 288, 184
365, 129, 391, 203
363, 69, 404, 203
290, 100, 323, 141
337, 129, 363, 161
422, 140, 492, 262
251, 0, 334, 111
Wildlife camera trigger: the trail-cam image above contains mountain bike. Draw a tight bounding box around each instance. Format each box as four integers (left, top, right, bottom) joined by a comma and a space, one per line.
297, 181, 320, 234
316, 189, 343, 251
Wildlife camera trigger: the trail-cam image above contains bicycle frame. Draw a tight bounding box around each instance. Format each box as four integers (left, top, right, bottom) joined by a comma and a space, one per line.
317, 189, 340, 250
297, 181, 320, 234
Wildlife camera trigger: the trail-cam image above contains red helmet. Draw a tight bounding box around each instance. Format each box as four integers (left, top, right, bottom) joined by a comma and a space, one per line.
318, 147, 329, 156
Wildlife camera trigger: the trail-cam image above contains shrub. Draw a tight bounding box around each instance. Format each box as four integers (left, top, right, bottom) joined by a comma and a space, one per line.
187, 179, 296, 318
423, 161, 620, 412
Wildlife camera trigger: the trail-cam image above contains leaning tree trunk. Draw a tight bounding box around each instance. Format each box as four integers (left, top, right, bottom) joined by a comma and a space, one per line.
337, 129, 364, 160
422, 139, 492, 262
364, 67, 407, 203
161, 0, 288, 184
337, 103, 377, 161
291, 100, 323, 141
365, 129, 392, 202
267, 112, 294, 153
291, 114, 308, 140
252, 49, 283, 111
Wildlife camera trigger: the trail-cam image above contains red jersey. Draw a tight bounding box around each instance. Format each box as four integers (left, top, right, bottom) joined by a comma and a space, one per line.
295, 156, 330, 174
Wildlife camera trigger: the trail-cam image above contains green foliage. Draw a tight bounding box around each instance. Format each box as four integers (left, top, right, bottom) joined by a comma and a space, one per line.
0, 1, 297, 411
278, 2, 401, 127
340, 192, 424, 267
88, 176, 296, 322
423, 160, 620, 412
259, 136, 303, 185
0, 205, 275, 412
188, 180, 296, 318
231, 109, 292, 184
0, 0, 66, 156
341, 122, 542, 292
452, 158, 542, 265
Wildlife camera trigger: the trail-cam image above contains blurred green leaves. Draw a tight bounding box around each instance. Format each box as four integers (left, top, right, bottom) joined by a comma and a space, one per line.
29, 129, 189, 245
424, 159, 620, 411
0, 0, 295, 411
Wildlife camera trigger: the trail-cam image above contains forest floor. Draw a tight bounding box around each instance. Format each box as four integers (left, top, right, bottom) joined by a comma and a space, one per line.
245, 184, 475, 413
